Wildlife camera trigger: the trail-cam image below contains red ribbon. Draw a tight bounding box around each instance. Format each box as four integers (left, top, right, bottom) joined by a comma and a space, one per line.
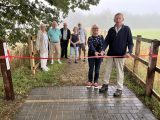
0, 54, 158, 61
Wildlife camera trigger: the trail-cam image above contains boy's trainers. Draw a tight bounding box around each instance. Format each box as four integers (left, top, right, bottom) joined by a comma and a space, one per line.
113, 89, 122, 97
99, 84, 108, 93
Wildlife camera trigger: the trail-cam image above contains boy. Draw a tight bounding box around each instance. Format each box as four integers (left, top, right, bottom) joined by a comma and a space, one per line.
99, 13, 134, 97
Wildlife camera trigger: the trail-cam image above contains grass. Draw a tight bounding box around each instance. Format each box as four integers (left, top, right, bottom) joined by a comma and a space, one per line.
0, 62, 65, 120
132, 29, 160, 40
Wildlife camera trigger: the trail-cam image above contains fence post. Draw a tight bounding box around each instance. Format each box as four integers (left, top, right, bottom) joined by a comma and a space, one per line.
0, 39, 15, 100
145, 40, 160, 97
133, 35, 141, 73
28, 36, 36, 75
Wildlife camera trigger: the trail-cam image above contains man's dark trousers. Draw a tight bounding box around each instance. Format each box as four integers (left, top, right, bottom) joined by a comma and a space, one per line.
61, 40, 68, 58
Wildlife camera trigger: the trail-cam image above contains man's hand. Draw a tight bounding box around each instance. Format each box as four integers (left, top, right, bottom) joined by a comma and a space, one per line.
124, 53, 131, 58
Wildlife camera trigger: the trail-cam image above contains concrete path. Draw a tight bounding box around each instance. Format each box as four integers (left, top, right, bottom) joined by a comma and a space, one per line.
14, 86, 157, 120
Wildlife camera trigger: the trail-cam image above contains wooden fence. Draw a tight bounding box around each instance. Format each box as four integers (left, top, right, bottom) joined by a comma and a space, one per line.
125, 35, 160, 100
28, 36, 40, 75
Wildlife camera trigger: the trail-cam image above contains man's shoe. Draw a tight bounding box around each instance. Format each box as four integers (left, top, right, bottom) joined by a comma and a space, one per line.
99, 84, 108, 93
113, 89, 122, 97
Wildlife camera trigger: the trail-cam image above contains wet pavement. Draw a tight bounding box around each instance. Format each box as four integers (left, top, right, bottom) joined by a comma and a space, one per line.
14, 86, 157, 120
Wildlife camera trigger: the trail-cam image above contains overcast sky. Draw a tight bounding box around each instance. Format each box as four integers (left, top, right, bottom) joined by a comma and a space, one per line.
77, 0, 160, 15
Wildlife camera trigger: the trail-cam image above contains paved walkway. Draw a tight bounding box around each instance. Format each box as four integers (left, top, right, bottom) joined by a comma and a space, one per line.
14, 86, 157, 120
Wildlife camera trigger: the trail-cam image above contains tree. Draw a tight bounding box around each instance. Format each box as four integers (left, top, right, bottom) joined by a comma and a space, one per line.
0, 0, 100, 46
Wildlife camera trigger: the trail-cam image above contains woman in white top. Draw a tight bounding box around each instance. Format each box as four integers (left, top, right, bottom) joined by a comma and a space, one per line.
36, 23, 49, 71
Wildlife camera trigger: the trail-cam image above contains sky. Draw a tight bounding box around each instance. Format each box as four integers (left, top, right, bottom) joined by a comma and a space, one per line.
77, 0, 160, 15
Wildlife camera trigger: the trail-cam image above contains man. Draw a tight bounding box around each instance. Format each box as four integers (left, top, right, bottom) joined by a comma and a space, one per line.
60, 22, 71, 59
78, 23, 87, 61
99, 13, 134, 97
48, 21, 62, 64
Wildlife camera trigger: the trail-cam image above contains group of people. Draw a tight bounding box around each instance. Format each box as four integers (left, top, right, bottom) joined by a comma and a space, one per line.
36, 12, 134, 97
36, 21, 87, 71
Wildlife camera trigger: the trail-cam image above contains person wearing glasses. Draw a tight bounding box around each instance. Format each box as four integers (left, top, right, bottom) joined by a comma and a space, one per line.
86, 24, 104, 88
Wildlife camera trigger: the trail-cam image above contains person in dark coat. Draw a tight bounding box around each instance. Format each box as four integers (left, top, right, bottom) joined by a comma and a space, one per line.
60, 22, 71, 58
99, 13, 134, 97
86, 24, 104, 88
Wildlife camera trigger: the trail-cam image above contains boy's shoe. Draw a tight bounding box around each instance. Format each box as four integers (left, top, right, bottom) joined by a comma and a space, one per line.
93, 83, 99, 89
99, 84, 108, 93
113, 89, 122, 97
86, 82, 92, 87
58, 60, 62, 64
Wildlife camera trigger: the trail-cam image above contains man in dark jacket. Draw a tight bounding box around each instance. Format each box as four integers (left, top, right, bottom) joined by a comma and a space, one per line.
60, 22, 71, 58
99, 13, 134, 97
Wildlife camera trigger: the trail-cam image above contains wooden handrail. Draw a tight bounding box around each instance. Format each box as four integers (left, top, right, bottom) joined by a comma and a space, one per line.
133, 36, 160, 43
128, 35, 160, 99
155, 66, 160, 73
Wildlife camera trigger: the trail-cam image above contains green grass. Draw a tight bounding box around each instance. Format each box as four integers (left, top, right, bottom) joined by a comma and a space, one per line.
132, 29, 160, 40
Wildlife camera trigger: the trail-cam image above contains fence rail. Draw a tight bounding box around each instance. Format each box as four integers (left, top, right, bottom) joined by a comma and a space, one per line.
125, 35, 160, 100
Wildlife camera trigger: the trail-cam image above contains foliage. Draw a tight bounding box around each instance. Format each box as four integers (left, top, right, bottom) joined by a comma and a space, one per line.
0, 0, 100, 46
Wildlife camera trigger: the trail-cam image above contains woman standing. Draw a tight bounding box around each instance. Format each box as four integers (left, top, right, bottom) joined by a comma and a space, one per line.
69, 27, 80, 63
87, 24, 104, 88
36, 23, 50, 71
